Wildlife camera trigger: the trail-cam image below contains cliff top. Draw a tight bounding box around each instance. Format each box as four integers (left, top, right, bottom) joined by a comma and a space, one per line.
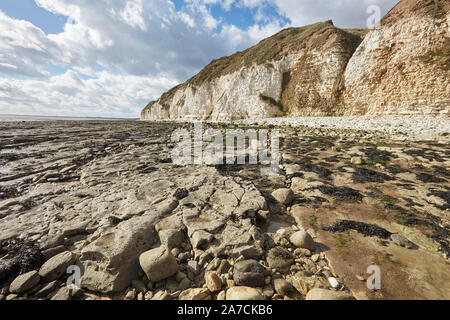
145, 21, 367, 111
381, 0, 449, 26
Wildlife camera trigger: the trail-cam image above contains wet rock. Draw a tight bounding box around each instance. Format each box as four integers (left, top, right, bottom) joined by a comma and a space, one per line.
271, 189, 294, 205
9, 270, 40, 294
226, 286, 265, 300
39, 251, 76, 281
267, 247, 294, 272
305, 288, 355, 300
139, 247, 178, 282
233, 260, 265, 287
290, 230, 315, 251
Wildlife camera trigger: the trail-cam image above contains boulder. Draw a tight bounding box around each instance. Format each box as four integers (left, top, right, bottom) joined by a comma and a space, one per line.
39, 251, 76, 281
79, 214, 158, 293
266, 247, 294, 271
233, 260, 265, 287
139, 247, 178, 282
271, 188, 294, 205
290, 230, 315, 251
9, 271, 40, 294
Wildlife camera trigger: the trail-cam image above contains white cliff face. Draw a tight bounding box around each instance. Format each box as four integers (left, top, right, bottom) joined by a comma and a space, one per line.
142, 54, 301, 121
285, 37, 356, 117
343, 13, 450, 116
142, 4, 449, 121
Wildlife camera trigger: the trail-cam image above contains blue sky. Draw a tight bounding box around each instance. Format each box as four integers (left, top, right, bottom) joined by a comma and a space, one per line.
0, 0, 399, 118
0, 0, 66, 34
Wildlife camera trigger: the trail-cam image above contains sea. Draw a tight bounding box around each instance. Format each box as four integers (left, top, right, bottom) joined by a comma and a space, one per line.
0, 114, 138, 122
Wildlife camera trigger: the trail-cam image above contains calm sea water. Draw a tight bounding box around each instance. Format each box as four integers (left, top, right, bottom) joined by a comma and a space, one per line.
0, 114, 137, 122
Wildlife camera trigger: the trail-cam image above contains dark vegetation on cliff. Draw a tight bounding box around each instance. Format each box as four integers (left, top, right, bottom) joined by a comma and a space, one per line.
143, 21, 367, 115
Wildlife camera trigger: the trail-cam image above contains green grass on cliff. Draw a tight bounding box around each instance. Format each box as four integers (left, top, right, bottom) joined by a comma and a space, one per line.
143, 21, 367, 112
187, 22, 366, 87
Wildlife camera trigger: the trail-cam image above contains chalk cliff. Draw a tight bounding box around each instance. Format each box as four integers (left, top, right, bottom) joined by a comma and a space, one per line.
141, 0, 449, 120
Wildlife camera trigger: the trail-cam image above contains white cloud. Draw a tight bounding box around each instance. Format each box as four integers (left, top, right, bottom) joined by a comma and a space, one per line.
270, 0, 400, 28
0, 11, 62, 77
0, 0, 401, 117
0, 70, 178, 118
120, 0, 147, 31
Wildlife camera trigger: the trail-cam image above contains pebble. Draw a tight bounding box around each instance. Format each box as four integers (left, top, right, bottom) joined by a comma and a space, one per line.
328, 277, 340, 289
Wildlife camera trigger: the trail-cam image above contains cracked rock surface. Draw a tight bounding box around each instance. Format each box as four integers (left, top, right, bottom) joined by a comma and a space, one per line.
0, 120, 449, 300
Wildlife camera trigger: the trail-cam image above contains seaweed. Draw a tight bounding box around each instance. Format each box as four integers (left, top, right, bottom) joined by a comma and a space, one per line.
316, 185, 363, 202
352, 167, 393, 183
323, 220, 392, 239
416, 173, 446, 183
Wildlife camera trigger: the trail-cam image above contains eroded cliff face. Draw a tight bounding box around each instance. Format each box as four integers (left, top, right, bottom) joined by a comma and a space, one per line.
343, 0, 450, 116
141, 22, 365, 121
141, 53, 300, 121
141, 0, 450, 120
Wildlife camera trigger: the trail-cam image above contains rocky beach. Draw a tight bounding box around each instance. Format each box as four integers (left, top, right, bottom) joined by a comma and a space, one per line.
0, 117, 448, 300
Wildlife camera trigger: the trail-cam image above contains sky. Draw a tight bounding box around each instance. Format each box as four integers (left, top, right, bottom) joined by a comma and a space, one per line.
0, 0, 400, 118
